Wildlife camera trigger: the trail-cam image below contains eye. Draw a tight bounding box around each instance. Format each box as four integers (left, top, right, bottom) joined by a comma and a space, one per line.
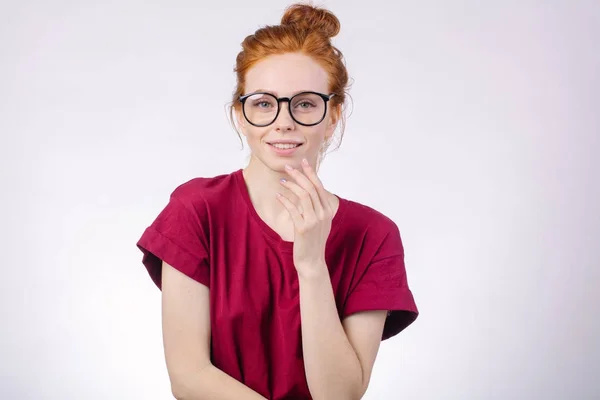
293, 99, 317, 110
292, 93, 321, 111
252, 98, 275, 109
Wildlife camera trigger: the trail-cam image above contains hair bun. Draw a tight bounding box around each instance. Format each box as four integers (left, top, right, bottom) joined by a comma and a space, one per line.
281, 4, 341, 39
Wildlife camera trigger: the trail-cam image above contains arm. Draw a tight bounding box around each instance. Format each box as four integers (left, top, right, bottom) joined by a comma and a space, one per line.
161, 261, 267, 400
298, 267, 388, 400
275, 162, 390, 399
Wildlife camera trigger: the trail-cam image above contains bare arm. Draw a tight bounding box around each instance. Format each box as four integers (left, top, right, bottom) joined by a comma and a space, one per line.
298, 267, 388, 400
161, 261, 267, 400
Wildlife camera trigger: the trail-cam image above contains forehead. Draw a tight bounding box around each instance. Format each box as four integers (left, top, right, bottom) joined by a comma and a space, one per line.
245, 53, 329, 95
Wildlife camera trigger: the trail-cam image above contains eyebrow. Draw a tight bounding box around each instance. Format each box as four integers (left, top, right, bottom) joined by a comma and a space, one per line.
246, 89, 319, 97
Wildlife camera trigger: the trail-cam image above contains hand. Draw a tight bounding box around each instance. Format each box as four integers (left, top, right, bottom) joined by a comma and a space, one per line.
276, 158, 334, 275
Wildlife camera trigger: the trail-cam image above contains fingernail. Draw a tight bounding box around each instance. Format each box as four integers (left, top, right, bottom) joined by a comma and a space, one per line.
285, 164, 293, 171
280, 178, 287, 183
302, 158, 309, 166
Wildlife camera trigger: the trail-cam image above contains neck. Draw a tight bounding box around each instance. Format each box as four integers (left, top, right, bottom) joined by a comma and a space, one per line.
242, 155, 300, 224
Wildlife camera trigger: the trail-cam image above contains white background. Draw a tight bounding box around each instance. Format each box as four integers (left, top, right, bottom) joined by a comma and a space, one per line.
1, 0, 599, 399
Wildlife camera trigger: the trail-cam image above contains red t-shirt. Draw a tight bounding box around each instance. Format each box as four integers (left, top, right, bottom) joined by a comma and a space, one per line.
136, 169, 418, 399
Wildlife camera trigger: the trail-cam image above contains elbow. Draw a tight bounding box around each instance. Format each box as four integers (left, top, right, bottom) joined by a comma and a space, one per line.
313, 391, 364, 400
346, 382, 368, 400
309, 364, 368, 400
357, 373, 372, 399
170, 388, 183, 400
347, 373, 370, 400
355, 382, 369, 400
169, 364, 212, 400
170, 380, 192, 400
341, 364, 369, 400
312, 380, 367, 400
170, 380, 200, 400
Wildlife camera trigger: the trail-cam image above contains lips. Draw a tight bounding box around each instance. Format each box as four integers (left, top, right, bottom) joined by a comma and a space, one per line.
268, 142, 302, 149
267, 140, 303, 145
266, 141, 303, 156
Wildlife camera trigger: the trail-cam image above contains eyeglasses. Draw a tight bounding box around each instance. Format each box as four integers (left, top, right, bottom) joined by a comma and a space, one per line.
239, 91, 335, 127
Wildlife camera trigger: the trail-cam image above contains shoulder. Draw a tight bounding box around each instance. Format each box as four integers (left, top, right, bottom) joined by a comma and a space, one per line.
340, 197, 400, 236
168, 169, 241, 213
337, 197, 404, 256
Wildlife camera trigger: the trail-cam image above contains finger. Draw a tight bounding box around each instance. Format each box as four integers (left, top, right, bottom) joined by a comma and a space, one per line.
276, 192, 304, 226
280, 177, 315, 220
300, 158, 332, 215
284, 164, 323, 216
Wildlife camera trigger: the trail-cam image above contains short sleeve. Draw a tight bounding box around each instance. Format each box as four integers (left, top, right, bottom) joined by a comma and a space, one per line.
136, 194, 210, 290
342, 223, 418, 340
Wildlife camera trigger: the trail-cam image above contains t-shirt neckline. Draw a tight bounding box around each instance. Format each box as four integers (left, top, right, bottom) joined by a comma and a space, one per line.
233, 168, 346, 252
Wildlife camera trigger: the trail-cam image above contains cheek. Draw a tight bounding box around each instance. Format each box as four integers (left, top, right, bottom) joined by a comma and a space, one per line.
306, 127, 328, 145
244, 127, 268, 144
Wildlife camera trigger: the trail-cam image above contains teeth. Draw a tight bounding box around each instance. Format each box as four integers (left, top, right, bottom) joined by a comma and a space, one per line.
271, 143, 300, 149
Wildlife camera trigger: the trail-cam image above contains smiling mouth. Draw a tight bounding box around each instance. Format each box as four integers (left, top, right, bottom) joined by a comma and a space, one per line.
267, 142, 303, 149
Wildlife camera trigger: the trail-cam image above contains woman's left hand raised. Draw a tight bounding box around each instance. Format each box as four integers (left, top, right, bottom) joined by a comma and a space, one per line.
277, 158, 333, 276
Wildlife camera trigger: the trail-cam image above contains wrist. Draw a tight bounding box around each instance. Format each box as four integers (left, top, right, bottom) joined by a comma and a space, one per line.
295, 260, 329, 280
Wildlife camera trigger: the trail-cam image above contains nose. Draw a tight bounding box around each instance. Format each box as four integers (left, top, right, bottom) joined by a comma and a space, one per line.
273, 102, 294, 131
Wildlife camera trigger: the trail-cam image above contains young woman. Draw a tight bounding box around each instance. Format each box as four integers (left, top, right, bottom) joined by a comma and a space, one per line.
136, 4, 418, 399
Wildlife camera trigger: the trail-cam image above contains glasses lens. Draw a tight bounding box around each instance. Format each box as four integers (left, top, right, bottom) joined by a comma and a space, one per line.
243, 93, 278, 126
290, 93, 326, 125
242, 92, 327, 126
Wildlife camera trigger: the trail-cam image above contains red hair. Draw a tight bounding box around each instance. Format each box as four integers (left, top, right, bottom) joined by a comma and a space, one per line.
229, 3, 350, 152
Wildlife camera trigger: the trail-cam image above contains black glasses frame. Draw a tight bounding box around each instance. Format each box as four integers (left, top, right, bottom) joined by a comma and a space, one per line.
238, 91, 335, 127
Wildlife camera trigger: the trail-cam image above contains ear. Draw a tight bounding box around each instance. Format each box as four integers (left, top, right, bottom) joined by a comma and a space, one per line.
325, 103, 341, 141
234, 105, 247, 138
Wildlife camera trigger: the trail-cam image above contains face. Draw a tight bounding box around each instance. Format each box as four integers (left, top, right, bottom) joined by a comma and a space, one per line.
236, 52, 339, 172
